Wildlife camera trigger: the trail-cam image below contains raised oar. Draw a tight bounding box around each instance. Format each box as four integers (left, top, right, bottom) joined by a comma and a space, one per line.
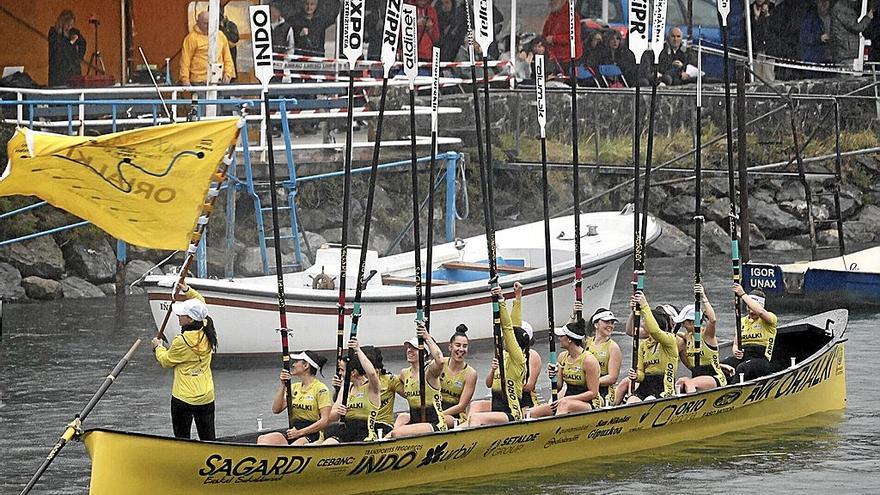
249, 4, 294, 423
640, 0, 667, 262
420, 47, 442, 421
535, 55, 559, 404
567, 0, 583, 321
338, 0, 365, 403
20, 339, 141, 495
694, 42, 704, 369
473, 0, 508, 411
400, 4, 427, 422
717, 0, 743, 346
628, 0, 650, 393
344, 0, 401, 407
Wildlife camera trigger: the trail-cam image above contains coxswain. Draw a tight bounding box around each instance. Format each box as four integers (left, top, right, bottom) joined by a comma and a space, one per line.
389, 323, 449, 437
529, 318, 601, 417
438, 324, 478, 428
721, 285, 778, 382
625, 291, 680, 402
674, 284, 726, 393
586, 306, 622, 405
257, 350, 331, 445
151, 281, 217, 440
464, 285, 528, 426
319, 337, 381, 444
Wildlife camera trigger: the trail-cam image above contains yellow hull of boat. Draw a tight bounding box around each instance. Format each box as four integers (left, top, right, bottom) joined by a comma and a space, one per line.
82, 340, 846, 495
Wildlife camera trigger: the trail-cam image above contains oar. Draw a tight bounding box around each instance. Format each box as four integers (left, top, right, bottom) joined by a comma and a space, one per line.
401, 4, 427, 422
473, 0, 508, 411
628, 0, 650, 393
20, 339, 141, 495
154, 116, 242, 342
249, 5, 294, 421
338, 0, 365, 404
567, 0, 583, 321
535, 55, 559, 404
717, 0, 743, 345
694, 42, 704, 369
420, 48, 442, 422
345, 0, 401, 410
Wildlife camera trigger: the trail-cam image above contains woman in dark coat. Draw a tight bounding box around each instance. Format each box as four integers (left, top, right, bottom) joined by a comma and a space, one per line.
48, 10, 86, 87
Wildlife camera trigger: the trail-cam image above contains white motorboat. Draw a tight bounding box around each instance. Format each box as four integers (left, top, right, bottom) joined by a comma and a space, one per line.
143, 210, 660, 355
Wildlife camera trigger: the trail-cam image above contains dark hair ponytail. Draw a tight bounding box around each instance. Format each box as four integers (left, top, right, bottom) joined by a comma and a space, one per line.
203, 316, 218, 352
305, 351, 328, 375
362, 346, 387, 374
450, 323, 469, 343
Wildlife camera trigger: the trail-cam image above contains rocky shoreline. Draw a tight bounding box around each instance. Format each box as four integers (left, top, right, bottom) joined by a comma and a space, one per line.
1, 77, 879, 302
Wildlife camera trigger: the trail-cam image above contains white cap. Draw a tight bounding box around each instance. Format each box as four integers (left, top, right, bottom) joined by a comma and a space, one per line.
591, 310, 618, 325
673, 304, 696, 324
750, 295, 766, 307
519, 320, 534, 340
290, 351, 320, 371
404, 337, 420, 348
554, 323, 586, 340
172, 298, 208, 321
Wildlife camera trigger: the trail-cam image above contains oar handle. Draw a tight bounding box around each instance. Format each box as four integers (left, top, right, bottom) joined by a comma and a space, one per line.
20, 339, 142, 495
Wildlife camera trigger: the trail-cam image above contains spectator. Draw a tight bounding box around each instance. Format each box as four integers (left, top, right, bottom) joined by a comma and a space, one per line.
597, 29, 636, 86
751, 0, 776, 81
771, 0, 803, 80
828, 0, 873, 64
436, 0, 467, 62
48, 10, 86, 87
543, 0, 583, 74
514, 35, 563, 85
220, 7, 240, 67
270, 4, 296, 57
412, 0, 440, 61
179, 10, 236, 85
289, 0, 339, 57
583, 30, 604, 74
657, 27, 695, 86
865, 1, 880, 62
800, 0, 831, 71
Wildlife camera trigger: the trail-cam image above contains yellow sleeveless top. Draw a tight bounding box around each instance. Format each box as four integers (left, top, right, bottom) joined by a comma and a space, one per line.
377, 372, 402, 426
345, 381, 378, 441
740, 312, 778, 360
684, 333, 727, 386
400, 367, 447, 431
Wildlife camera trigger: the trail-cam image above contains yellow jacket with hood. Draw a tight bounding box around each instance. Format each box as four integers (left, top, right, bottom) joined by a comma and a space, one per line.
154, 288, 215, 405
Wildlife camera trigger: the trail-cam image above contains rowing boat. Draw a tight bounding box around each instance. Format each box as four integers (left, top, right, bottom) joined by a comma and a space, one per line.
745, 246, 880, 311
81, 309, 847, 494
142, 210, 660, 355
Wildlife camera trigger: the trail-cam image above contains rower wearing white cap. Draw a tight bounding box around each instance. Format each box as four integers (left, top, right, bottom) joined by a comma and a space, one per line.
586, 306, 622, 405
257, 350, 331, 445
674, 284, 726, 393
625, 291, 680, 403
151, 281, 218, 440
529, 318, 602, 418
389, 322, 448, 437
721, 284, 778, 382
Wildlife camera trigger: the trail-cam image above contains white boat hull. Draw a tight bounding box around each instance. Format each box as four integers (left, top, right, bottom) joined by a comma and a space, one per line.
144, 211, 659, 355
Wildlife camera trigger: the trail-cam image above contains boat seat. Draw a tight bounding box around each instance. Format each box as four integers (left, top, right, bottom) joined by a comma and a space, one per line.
381, 275, 450, 286
440, 261, 532, 274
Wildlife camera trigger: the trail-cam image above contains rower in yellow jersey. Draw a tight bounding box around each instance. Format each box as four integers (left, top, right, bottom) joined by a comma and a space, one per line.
675, 284, 727, 393
722, 284, 778, 382
586, 306, 622, 405
439, 324, 478, 428
626, 291, 680, 402
361, 346, 400, 436
319, 338, 381, 444
529, 318, 601, 417
389, 323, 448, 437
256, 350, 332, 445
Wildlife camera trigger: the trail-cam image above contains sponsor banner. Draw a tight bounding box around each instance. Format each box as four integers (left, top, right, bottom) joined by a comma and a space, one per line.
342, 0, 365, 66
628, 0, 649, 64
402, 4, 418, 84
248, 5, 273, 87
380, 0, 403, 75
474, 0, 494, 53
743, 263, 785, 294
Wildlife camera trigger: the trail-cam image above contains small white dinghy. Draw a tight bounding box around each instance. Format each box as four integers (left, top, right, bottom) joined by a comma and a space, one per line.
143, 210, 659, 355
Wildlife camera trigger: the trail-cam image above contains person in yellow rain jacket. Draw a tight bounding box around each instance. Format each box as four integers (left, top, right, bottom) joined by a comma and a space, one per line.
151, 282, 218, 440
179, 10, 236, 85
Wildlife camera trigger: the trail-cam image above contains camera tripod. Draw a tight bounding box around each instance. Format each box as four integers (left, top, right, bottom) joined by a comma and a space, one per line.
86, 16, 106, 75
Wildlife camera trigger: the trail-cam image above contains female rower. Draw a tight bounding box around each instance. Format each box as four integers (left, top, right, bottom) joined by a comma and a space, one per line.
439, 324, 478, 428
256, 350, 331, 445
320, 337, 381, 444
363, 346, 400, 436
586, 306, 622, 405
614, 302, 677, 404
675, 284, 726, 393
722, 285, 778, 382
625, 291, 680, 402
151, 281, 218, 440
464, 286, 528, 426
389, 323, 448, 437
529, 318, 601, 417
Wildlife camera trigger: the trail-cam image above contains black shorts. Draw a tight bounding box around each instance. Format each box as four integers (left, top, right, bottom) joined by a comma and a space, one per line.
288, 420, 321, 444
407, 407, 442, 431
722, 346, 773, 383
634, 374, 664, 400
692, 365, 723, 388
324, 419, 370, 443
491, 391, 517, 422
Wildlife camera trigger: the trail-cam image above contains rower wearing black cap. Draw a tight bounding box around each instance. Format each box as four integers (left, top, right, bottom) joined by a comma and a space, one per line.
257, 350, 331, 445
721, 284, 778, 382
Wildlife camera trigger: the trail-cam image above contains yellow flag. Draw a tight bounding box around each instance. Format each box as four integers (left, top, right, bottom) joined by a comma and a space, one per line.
0, 118, 240, 250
